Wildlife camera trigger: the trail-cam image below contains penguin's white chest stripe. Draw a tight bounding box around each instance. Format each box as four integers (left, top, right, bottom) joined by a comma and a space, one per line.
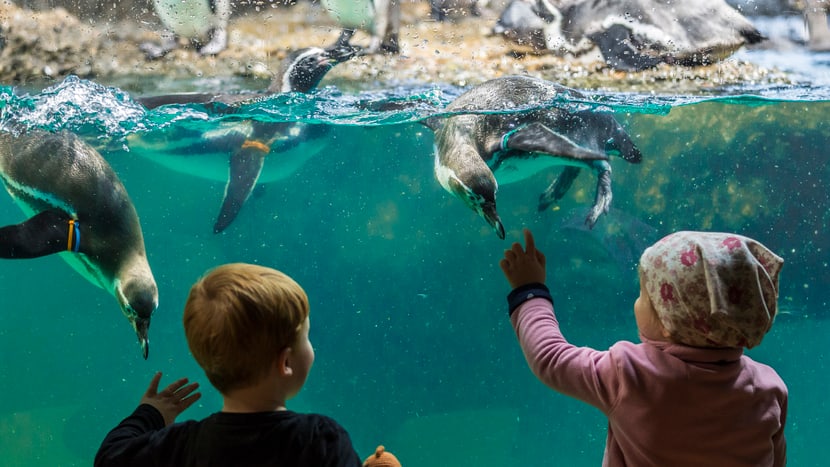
433, 145, 460, 193
0, 175, 76, 217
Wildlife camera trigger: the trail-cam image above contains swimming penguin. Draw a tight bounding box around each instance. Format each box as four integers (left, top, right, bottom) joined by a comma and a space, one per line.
140, 0, 231, 59
0, 128, 158, 359
493, 0, 764, 71
129, 45, 358, 233
424, 75, 641, 239
321, 0, 400, 54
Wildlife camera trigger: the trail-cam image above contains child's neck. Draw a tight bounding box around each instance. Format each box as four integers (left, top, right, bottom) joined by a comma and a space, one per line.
221, 384, 288, 413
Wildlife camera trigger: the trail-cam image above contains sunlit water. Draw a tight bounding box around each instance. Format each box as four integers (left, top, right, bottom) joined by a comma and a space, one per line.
0, 74, 828, 466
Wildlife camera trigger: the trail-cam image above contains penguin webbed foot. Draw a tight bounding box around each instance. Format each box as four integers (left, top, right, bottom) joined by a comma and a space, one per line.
538, 166, 581, 212
139, 32, 179, 60
584, 165, 612, 229
195, 27, 228, 56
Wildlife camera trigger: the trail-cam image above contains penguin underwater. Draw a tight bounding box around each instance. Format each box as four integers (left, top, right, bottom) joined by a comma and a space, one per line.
493, 0, 764, 71
424, 75, 641, 239
129, 44, 357, 233
0, 128, 158, 359
141, 0, 231, 59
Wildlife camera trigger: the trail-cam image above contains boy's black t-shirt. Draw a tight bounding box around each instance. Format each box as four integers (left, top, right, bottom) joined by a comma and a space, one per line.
95, 404, 362, 467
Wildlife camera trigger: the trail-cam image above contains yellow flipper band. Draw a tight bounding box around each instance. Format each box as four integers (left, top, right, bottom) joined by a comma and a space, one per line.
67, 219, 80, 253
241, 140, 270, 153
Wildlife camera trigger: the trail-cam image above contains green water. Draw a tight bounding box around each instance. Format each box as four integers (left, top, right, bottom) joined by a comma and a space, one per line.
0, 78, 828, 466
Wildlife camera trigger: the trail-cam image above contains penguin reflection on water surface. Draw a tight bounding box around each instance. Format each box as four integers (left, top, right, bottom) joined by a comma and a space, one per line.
0, 129, 158, 359
425, 75, 641, 239
130, 45, 358, 233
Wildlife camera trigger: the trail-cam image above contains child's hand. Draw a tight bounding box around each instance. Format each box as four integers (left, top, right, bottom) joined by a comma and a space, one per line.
140, 372, 202, 426
499, 228, 546, 289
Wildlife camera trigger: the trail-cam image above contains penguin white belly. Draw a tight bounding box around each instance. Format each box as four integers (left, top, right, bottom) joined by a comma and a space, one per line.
491, 153, 591, 185
322, 0, 375, 30
126, 122, 328, 184
126, 128, 234, 183
153, 0, 214, 38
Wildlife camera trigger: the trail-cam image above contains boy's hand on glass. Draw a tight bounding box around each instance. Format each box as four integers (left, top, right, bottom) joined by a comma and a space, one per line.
140, 371, 202, 426
500, 228, 546, 289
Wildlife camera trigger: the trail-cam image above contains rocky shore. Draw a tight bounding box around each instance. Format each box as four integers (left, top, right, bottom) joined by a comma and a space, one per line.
1, 1, 795, 93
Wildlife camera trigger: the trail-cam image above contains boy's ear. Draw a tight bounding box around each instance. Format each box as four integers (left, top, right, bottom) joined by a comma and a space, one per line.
276, 347, 294, 377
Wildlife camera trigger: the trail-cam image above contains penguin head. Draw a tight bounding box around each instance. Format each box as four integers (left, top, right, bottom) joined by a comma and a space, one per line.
115, 272, 159, 360
270, 44, 359, 94
446, 170, 505, 240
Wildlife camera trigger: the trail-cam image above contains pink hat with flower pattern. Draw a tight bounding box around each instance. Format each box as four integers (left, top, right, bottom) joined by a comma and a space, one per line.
639, 231, 783, 348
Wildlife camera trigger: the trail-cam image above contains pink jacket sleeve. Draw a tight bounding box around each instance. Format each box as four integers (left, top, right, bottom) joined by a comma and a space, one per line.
510, 297, 620, 412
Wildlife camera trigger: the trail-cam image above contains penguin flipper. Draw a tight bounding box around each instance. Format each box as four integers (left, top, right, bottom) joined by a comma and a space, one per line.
503, 122, 609, 161
213, 141, 268, 233
0, 209, 74, 259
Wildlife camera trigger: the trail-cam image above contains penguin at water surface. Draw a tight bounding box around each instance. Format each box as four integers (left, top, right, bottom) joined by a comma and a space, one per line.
0, 128, 158, 359
141, 0, 231, 59
424, 75, 642, 239
130, 45, 358, 233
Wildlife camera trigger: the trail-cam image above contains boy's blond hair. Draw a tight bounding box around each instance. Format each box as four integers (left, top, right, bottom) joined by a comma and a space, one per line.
183, 263, 309, 393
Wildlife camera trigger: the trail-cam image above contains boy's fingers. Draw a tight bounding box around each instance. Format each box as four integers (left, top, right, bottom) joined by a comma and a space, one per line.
165, 378, 190, 392
177, 382, 200, 398
145, 371, 162, 396
180, 392, 202, 411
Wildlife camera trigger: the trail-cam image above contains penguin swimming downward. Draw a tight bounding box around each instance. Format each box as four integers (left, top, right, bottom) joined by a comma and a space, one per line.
424, 75, 641, 239
129, 45, 358, 233
0, 128, 158, 359
141, 0, 231, 59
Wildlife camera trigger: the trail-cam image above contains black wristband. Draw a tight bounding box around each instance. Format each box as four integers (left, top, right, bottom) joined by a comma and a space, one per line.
507, 283, 553, 317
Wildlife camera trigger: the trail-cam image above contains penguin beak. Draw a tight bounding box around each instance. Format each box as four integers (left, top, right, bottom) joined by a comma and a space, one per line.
324, 43, 359, 64
481, 202, 505, 239
132, 317, 151, 360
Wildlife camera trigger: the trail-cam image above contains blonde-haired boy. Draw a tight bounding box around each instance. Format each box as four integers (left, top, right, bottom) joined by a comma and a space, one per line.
96, 263, 362, 466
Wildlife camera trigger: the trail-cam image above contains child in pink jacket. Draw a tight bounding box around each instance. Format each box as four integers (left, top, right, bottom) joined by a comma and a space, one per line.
499, 229, 787, 467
